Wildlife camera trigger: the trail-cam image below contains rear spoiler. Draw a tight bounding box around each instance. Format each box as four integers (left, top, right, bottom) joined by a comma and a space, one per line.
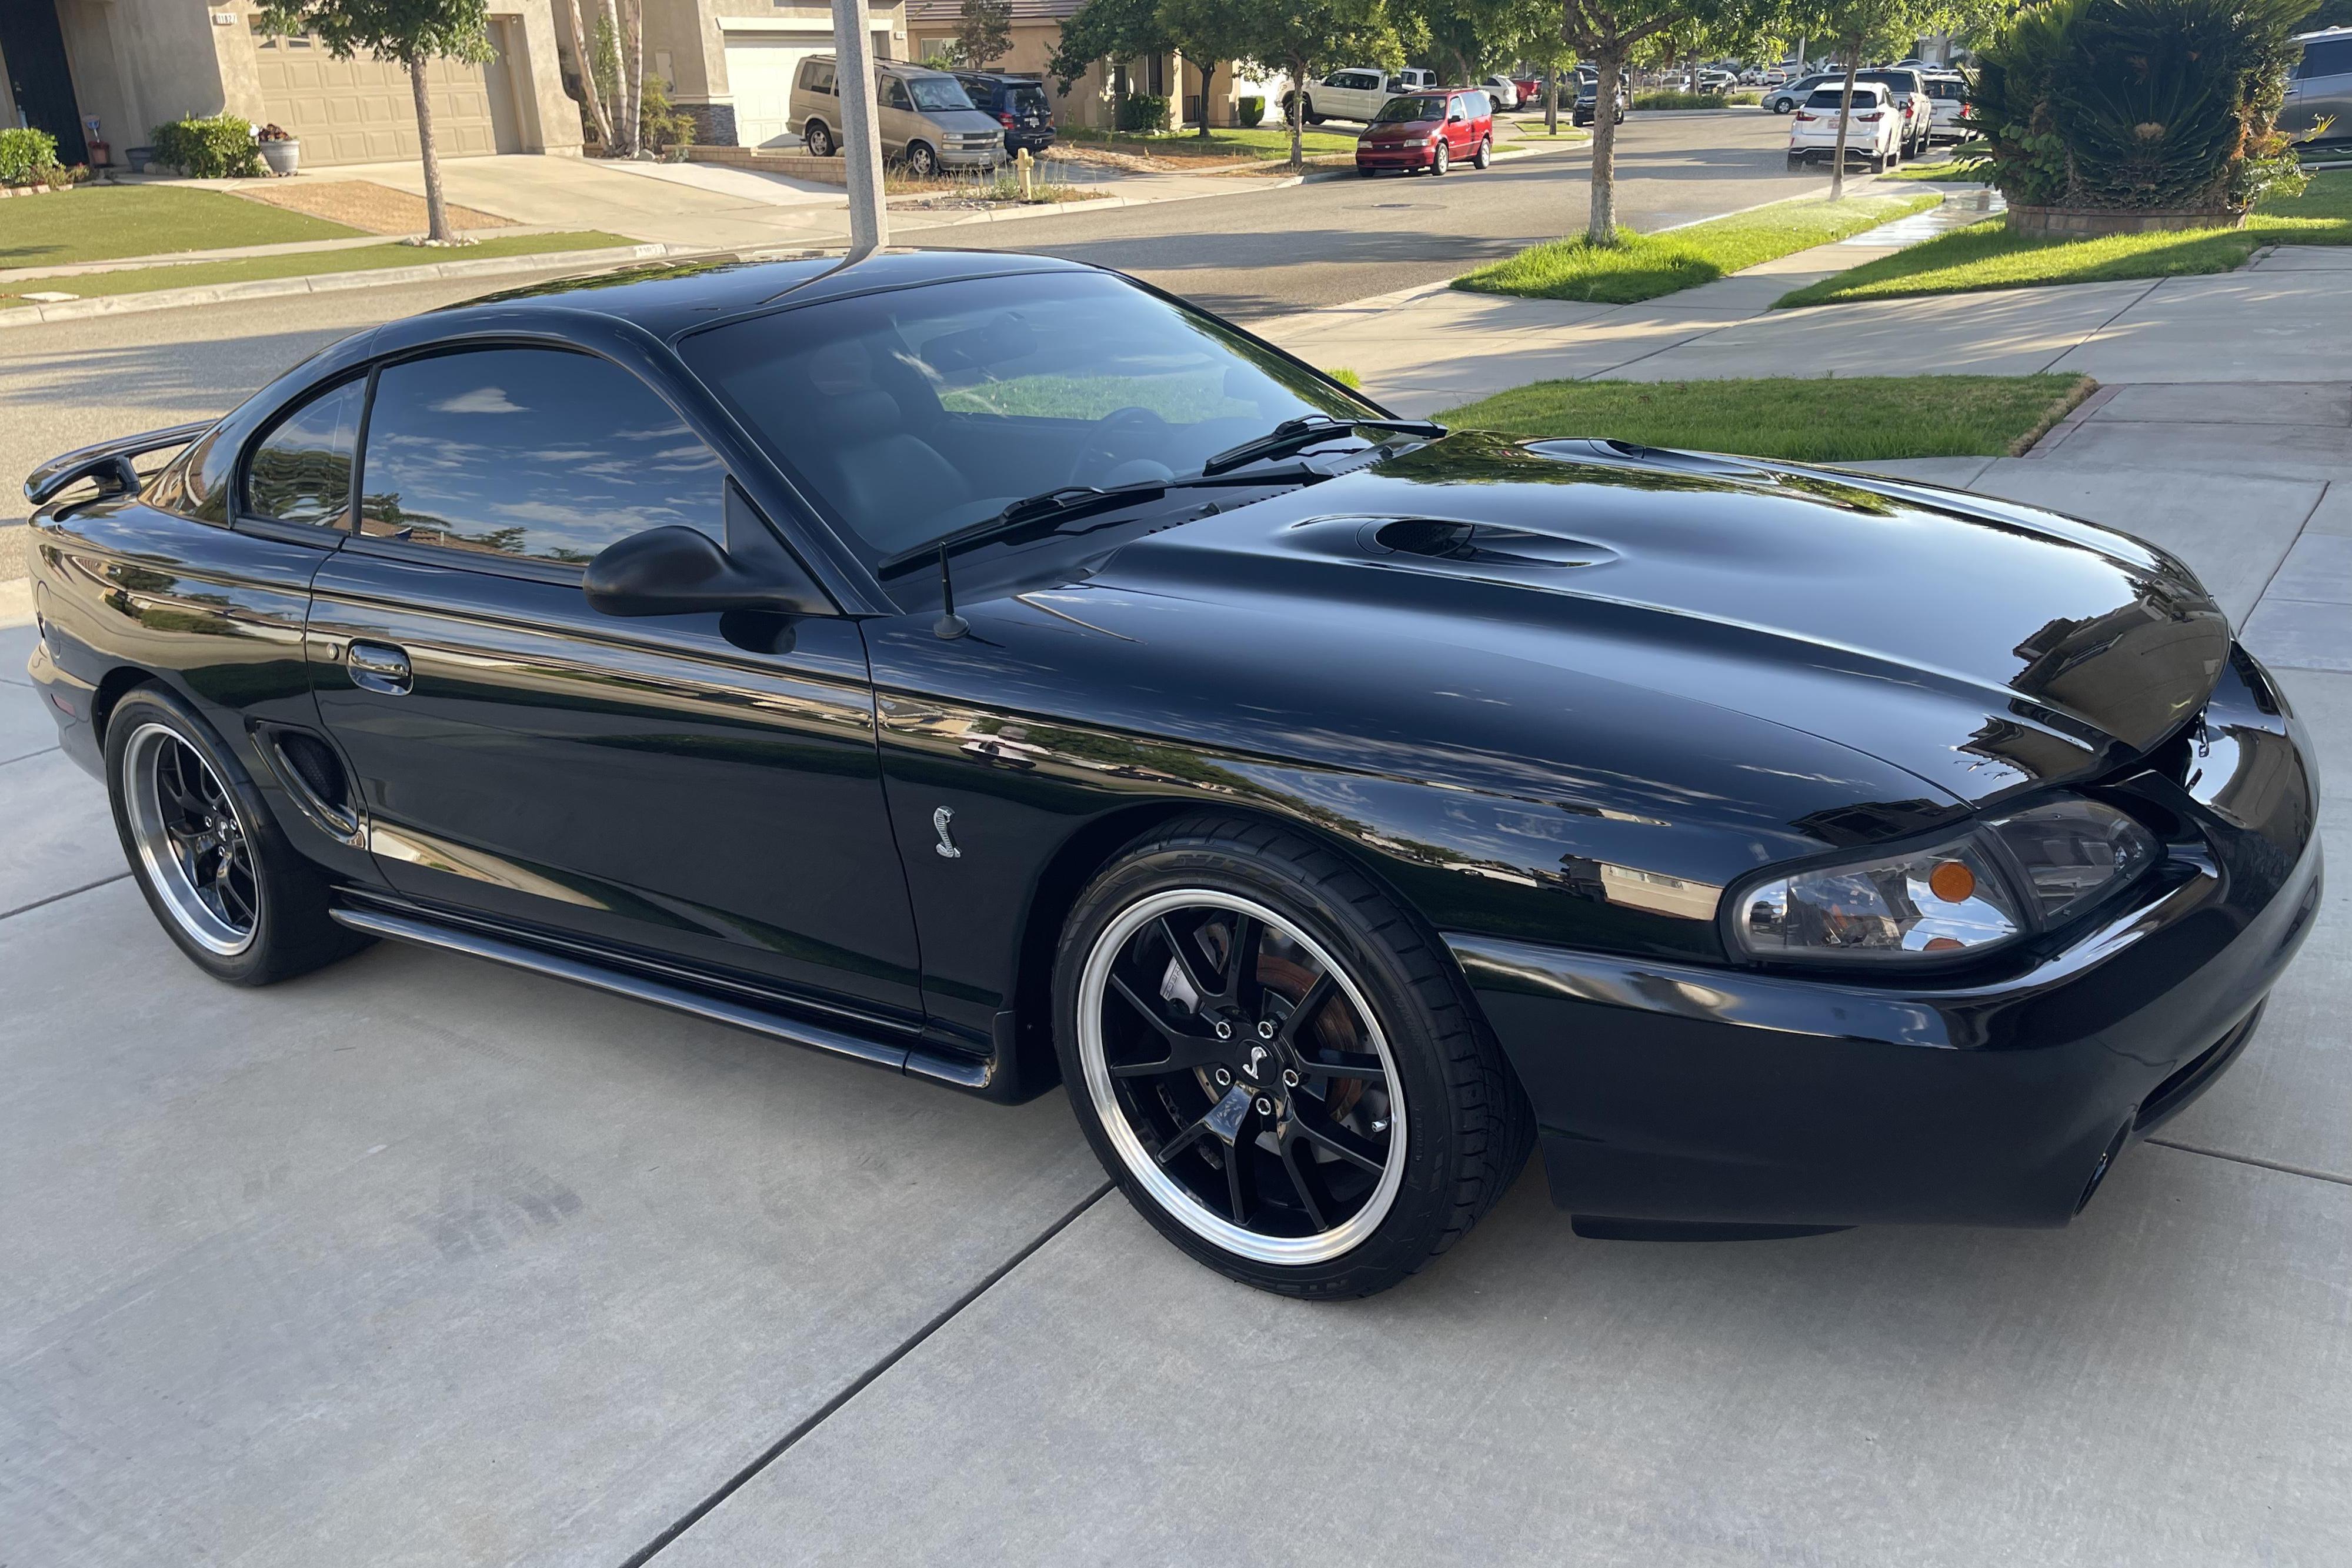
24, 421, 215, 508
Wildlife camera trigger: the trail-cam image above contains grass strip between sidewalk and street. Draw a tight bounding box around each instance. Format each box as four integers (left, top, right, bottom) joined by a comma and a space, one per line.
1774, 169, 2352, 307
1057, 126, 1360, 161
1437, 373, 2097, 462
1452, 190, 1943, 305
0, 231, 636, 309
0, 185, 367, 269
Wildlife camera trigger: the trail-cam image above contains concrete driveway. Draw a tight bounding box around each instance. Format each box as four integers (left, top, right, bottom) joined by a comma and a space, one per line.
5, 398, 2351, 1563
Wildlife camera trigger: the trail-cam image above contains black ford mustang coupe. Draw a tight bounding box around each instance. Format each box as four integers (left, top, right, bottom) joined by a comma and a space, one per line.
21, 251, 2320, 1297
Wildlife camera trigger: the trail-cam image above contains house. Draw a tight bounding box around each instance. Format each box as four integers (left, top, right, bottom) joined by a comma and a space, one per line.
636, 0, 912, 150
1, 1, 581, 169
903, 0, 1272, 131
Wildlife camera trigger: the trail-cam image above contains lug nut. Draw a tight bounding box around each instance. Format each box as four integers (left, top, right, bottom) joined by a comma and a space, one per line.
1255, 1097, 1274, 1116
1213, 1020, 1232, 1039
1257, 1020, 1275, 1039
1282, 1068, 1299, 1087
1215, 1068, 1232, 1086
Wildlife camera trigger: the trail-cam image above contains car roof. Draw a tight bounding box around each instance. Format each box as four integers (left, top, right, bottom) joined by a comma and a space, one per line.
433, 248, 1099, 343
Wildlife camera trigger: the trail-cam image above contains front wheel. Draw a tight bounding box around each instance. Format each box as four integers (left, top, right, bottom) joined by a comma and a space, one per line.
1430, 141, 1449, 176
1472, 135, 1492, 169
803, 119, 835, 157
1054, 816, 1533, 1299
105, 685, 368, 986
905, 141, 940, 176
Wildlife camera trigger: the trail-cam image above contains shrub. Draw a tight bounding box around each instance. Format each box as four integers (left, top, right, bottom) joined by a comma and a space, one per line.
1236, 95, 1266, 128
151, 115, 263, 178
640, 74, 695, 149
0, 126, 59, 186
1967, 0, 2311, 214
1631, 90, 1721, 110
1117, 92, 1171, 132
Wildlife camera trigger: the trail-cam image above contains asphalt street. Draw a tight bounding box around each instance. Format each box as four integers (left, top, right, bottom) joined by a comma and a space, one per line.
955, 109, 1807, 318
0, 111, 1801, 545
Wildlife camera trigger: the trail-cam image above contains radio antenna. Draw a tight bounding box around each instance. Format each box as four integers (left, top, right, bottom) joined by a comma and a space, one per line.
934, 543, 969, 639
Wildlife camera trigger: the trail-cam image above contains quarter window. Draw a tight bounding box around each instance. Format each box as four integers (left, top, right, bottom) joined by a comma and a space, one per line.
358, 348, 726, 565
245, 378, 364, 526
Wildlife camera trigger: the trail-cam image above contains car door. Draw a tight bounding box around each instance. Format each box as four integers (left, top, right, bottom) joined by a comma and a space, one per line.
879, 71, 916, 157
1443, 94, 1472, 155
305, 343, 926, 1027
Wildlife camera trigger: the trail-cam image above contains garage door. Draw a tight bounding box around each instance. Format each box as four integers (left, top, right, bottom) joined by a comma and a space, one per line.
726, 36, 825, 149
253, 21, 521, 166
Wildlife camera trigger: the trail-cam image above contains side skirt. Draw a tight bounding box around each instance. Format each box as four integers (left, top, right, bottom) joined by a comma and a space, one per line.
329, 903, 995, 1093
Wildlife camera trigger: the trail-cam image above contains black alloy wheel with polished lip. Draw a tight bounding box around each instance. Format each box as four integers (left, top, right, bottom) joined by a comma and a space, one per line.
1055, 815, 1532, 1298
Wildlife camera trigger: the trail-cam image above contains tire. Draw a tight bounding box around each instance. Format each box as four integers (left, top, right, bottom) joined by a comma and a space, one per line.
1473, 135, 1492, 169
1430, 141, 1449, 176
1572, 112, 1590, 126
1771, 98, 1791, 114
803, 119, 835, 158
1870, 151, 1888, 173
1356, 165, 1378, 177
1787, 152, 1805, 169
1053, 815, 1534, 1299
104, 683, 368, 986
905, 141, 940, 176
1613, 106, 1625, 125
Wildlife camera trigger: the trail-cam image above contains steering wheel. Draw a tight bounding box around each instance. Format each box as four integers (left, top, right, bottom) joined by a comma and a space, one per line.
1069, 406, 1170, 486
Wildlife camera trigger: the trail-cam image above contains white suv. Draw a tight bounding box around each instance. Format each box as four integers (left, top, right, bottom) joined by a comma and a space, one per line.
1291, 67, 1439, 124
1786, 82, 1902, 172
1921, 71, 1969, 144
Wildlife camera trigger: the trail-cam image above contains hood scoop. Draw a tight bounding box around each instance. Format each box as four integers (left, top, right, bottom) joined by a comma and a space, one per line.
1367, 517, 1619, 571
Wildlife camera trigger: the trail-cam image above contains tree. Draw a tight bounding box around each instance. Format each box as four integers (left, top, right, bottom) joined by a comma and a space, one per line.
1421, 0, 1569, 89
1560, 0, 1702, 242
256, 0, 493, 242
1242, 0, 1414, 169
1049, 0, 1171, 126
555, 0, 613, 150
1160, 0, 1260, 135
956, 0, 1014, 66
1798, 0, 1951, 197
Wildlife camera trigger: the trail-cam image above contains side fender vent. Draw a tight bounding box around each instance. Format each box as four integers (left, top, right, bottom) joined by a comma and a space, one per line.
261, 726, 365, 846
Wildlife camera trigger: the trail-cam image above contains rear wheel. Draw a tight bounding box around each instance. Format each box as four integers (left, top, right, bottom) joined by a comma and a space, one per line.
1054, 816, 1533, 1299
803, 119, 835, 157
105, 685, 367, 986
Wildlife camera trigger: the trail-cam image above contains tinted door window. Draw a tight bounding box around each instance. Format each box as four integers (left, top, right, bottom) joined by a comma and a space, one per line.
882, 76, 913, 110
359, 348, 725, 565
245, 378, 364, 526
2303, 39, 2352, 77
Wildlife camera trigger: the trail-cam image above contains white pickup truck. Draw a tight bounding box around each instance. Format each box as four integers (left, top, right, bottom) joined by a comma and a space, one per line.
1289, 67, 1440, 124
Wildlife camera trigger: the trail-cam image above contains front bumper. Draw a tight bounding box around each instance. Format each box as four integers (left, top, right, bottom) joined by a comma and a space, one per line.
1448, 650, 2323, 1230
1356, 141, 1440, 169
940, 145, 1003, 169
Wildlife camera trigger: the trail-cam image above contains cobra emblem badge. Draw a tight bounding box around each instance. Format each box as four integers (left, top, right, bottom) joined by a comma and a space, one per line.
1246, 1045, 1270, 1081
932, 805, 963, 859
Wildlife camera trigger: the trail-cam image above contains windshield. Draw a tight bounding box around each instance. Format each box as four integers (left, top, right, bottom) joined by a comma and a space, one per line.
1373, 94, 1445, 123
682, 271, 1374, 565
907, 75, 974, 111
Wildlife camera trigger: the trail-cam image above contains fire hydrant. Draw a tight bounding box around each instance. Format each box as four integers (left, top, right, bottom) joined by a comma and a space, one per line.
1016, 146, 1034, 202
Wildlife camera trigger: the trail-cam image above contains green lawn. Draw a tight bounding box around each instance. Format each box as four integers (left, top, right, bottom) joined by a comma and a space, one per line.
0, 185, 363, 269
1877, 158, 1980, 181
1438, 374, 2097, 462
1057, 126, 1360, 161
1453, 190, 1943, 305
1774, 169, 2352, 308
0, 231, 633, 308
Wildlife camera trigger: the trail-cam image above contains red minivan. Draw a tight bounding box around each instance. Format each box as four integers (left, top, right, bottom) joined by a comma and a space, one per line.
1355, 88, 1495, 176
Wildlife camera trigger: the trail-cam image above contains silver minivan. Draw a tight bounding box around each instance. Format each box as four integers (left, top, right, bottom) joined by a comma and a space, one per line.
790, 55, 1004, 174
2283, 28, 2352, 147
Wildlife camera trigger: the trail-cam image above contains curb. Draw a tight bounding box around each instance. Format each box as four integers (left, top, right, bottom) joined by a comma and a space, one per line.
918, 174, 1307, 227
0, 242, 682, 329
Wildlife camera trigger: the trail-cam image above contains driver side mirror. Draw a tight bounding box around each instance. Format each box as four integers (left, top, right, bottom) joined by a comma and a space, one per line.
584, 482, 836, 618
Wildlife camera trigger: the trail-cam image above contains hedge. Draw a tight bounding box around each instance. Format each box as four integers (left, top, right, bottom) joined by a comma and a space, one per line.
151, 115, 263, 178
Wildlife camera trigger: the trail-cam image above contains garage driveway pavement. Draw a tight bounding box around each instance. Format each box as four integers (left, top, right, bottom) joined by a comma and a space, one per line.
5, 438, 2351, 1563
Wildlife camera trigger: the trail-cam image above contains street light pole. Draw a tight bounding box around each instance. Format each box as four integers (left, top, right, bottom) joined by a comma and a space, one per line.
829, 0, 888, 253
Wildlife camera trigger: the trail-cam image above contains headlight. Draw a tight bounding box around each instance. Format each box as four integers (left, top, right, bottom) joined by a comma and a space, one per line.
1730, 798, 2158, 965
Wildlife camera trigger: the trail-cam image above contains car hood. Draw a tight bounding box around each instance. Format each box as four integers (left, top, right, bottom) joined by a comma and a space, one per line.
1081, 432, 2228, 809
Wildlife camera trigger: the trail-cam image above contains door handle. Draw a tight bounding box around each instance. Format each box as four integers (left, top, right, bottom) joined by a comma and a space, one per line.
347, 640, 412, 695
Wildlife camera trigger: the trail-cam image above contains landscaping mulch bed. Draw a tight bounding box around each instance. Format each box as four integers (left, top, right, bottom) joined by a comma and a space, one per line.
229, 180, 515, 235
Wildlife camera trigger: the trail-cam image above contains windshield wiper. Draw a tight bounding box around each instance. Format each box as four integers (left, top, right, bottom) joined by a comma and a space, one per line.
878, 465, 1325, 571
1200, 415, 1446, 477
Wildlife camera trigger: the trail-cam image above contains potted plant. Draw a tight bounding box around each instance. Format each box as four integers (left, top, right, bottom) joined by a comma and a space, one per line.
257, 123, 301, 176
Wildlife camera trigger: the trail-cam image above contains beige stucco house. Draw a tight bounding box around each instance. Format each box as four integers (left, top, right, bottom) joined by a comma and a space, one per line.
905, 0, 1275, 132
2, 0, 579, 169
637, 0, 910, 150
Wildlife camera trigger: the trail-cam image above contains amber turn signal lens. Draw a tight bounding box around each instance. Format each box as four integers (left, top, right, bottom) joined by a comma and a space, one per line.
1927, 860, 1976, 904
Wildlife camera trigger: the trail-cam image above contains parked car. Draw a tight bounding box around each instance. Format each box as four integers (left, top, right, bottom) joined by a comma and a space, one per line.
1287, 66, 1437, 124
1788, 81, 1902, 170
1572, 68, 1627, 126
2283, 26, 2352, 146
24, 248, 2315, 1297
1854, 67, 1934, 156
1921, 70, 1969, 144
1356, 88, 1494, 176
952, 70, 1055, 156
1474, 75, 1522, 110
1512, 73, 1549, 104
1680, 66, 1739, 94
1763, 72, 1834, 112
792, 55, 1002, 173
